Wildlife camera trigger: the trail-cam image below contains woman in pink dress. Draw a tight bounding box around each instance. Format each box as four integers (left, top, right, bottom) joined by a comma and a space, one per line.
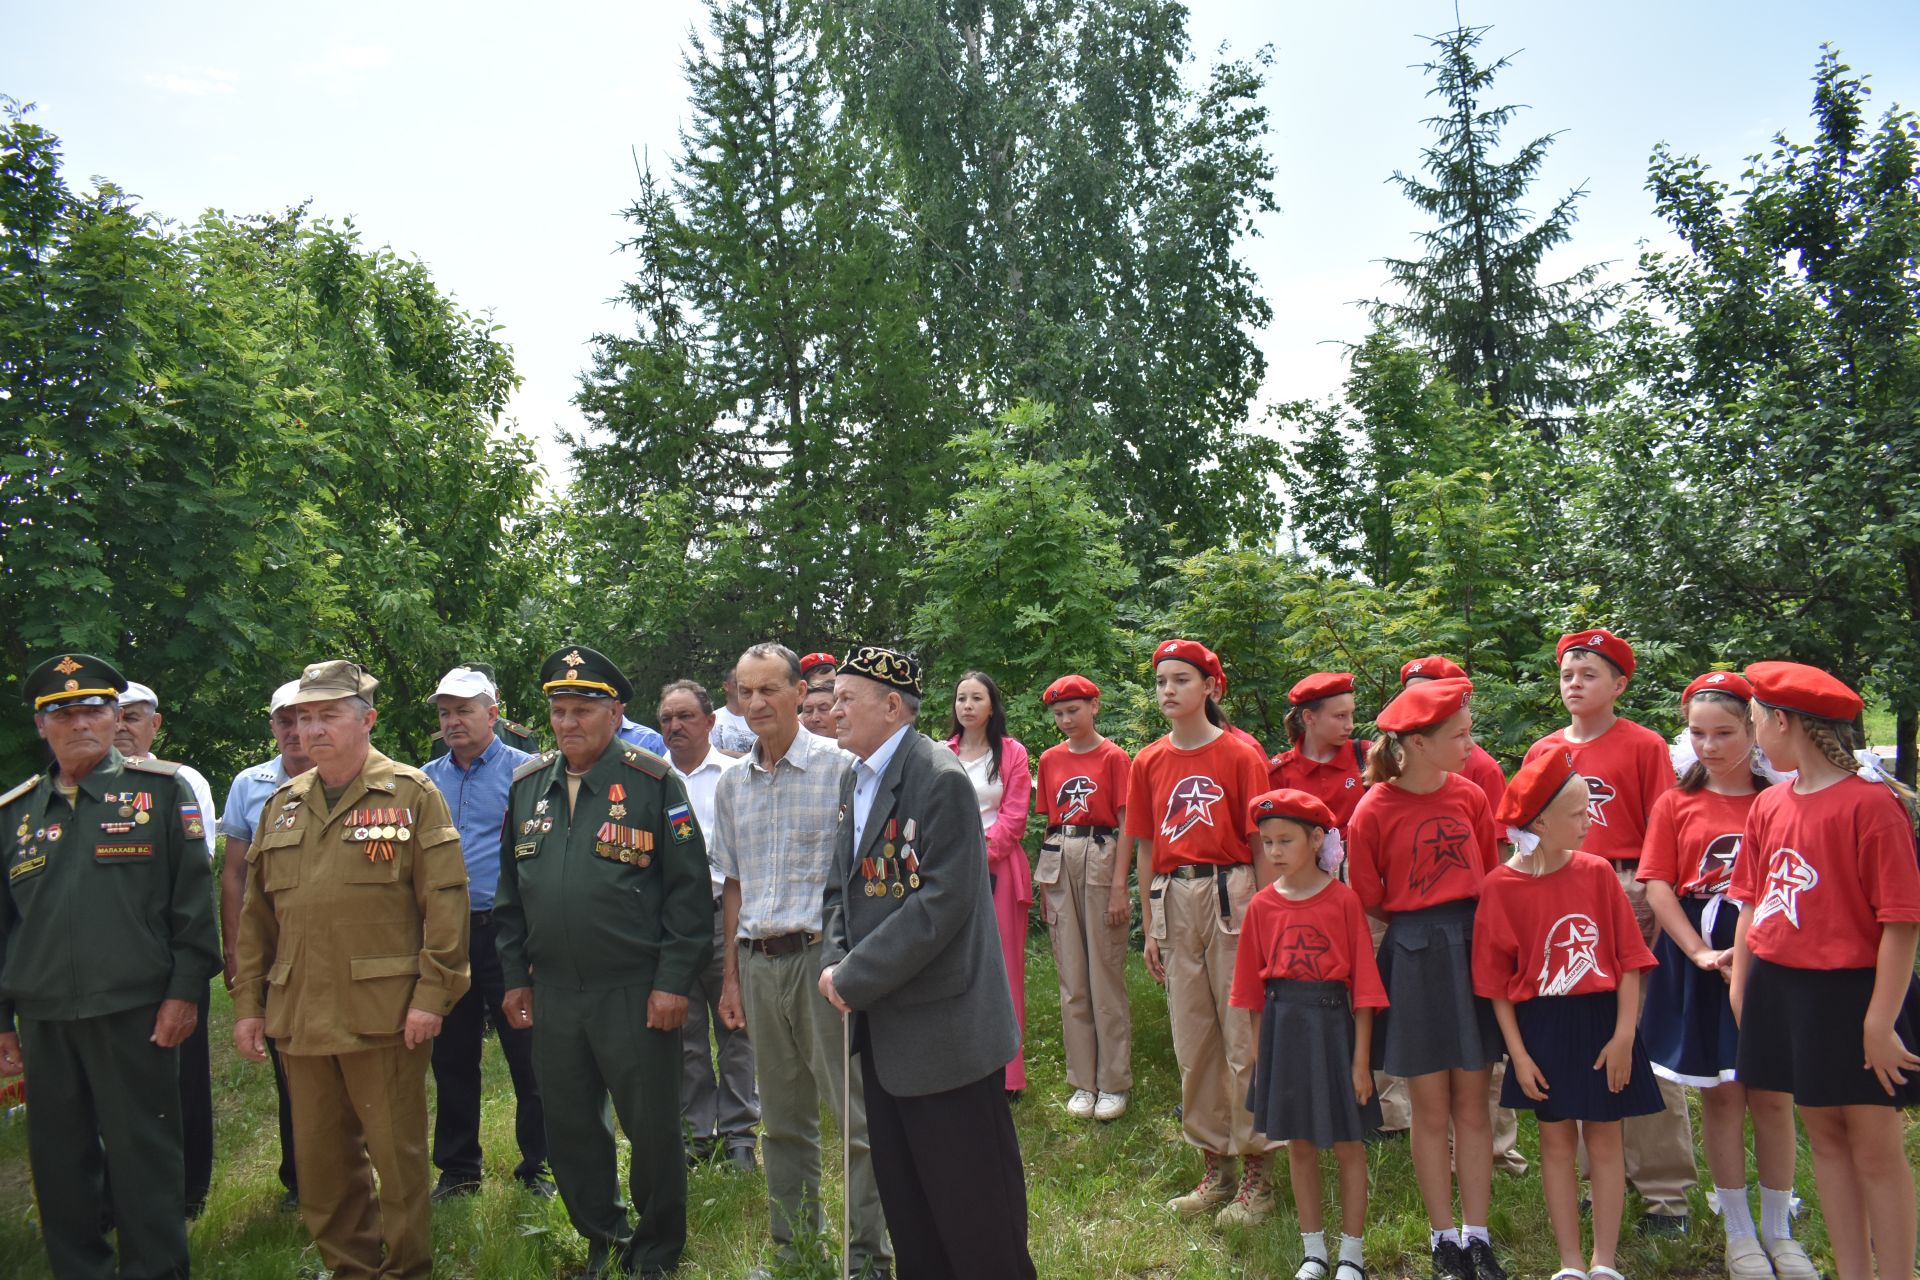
948, 670, 1034, 1096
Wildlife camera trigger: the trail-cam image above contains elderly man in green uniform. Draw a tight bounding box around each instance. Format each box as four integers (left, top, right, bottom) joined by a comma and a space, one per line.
496, 645, 713, 1279
231, 660, 471, 1280
0, 653, 220, 1280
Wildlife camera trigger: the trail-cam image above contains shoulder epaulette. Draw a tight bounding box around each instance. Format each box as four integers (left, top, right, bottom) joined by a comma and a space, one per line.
513, 752, 557, 782
0, 775, 41, 808
125, 757, 182, 777
502, 719, 533, 736
621, 746, 669, 779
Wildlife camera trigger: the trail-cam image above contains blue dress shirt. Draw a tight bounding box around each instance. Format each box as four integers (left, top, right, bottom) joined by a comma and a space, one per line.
422, 734, 534, 911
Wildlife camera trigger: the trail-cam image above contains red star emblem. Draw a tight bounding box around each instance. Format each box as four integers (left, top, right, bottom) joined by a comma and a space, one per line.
1756, 847, 1818, 929
1408, 815, 1473, 896
1160, 775, 1226, 842
1056, 776, 1097, 823
1279, 924, 1333, 980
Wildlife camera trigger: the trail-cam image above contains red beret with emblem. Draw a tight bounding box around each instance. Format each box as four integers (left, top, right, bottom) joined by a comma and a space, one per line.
1287, 671, 1353, 705
1683, 670, 1753, 705
1247, 787, 1338, 832
1400, 655, 1467, 684
1376, 676, 1473, 733
1043, 674, 1101, 705
1496, 748, 1577, 829
799, 652, 838, 677
1154, 638, 1227, 696
1744, 661, 1864, 722
1556, 627, 1635, 678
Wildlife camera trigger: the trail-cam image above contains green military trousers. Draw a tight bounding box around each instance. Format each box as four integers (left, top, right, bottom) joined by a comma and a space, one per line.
533, 984, 687, 1277
20, 1003, 188, 1280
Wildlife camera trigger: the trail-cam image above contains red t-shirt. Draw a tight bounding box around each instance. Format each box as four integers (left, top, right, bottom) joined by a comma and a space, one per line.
1729, 775, 1920, 970
1346, 773, 1499, 914
1266, 741, 1368, 832
1473, 851, 1658, 1002
1636, 787, 1760, 897
1036, 738, 1132, 830
1126, 731, 1266, 873
1461, 744, 1507, 816
1230, 879, 1389, 1009
1524, 718, 1673, 862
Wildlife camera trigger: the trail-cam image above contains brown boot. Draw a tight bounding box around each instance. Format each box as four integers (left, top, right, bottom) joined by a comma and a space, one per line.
1167, 1150, 1238, 1216
1215, 1150, 1275, 1226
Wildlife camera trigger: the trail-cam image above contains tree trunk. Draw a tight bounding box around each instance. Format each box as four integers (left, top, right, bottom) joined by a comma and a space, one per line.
1898, 708, 1916, 789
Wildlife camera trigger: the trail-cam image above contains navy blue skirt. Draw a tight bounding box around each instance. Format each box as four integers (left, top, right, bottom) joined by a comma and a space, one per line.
1499, 990, 1664, 1123
1373, 898, 1502, 1077
1737, 956, 1920, 1108
1248, 978, 1383, 1148
1641, 895, 1739, 1087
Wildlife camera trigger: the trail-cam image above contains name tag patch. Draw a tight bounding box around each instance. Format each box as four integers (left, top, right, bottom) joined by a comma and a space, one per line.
513, 842, 538, 860
96, 843, 154, 859
8, 856, 45, 881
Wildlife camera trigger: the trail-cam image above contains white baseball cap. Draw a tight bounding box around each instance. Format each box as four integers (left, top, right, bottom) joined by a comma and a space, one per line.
269, 680, 304, 714
118, 682, 159, 708
429, 666, 498, 704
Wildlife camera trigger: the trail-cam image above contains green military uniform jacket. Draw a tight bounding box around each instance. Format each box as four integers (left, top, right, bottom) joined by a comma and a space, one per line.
495, 737, 711, 996
232, 747, 471, 1056
0, 749, 220, 1029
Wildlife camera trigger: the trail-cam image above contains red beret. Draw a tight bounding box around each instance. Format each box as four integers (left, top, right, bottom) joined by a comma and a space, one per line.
1496, 748, 1576, 829
1683, 670, 1753, 705
1744, 661, 1864, 722
1556, 628, 1635, 678
1155, 639, 1227, 696
1043, 674, 1101, 705
1400, 655, 1467, 684
799, 652, 838, 677
1287, 671, 1354, 705
1376, 676, 1473, 733
1248, 788, 1337, 832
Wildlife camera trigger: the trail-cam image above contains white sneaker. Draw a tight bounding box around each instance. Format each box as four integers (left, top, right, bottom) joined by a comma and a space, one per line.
1065, 1089, 1096, 1118
1094, 1090, 1129, 1121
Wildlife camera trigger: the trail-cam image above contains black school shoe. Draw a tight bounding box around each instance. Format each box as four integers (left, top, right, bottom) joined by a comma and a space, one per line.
1431, 1238, 1472, 1280
1466, 1237, 1507, 1280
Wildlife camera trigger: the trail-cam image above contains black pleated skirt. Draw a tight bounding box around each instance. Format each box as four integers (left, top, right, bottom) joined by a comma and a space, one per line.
1736, 956, 1920, 1108
1372, 898, 1502, 1077
1248, 978, 1383, 1148
1499, 990, 1664, 1123
1641, 894, 1739, 1088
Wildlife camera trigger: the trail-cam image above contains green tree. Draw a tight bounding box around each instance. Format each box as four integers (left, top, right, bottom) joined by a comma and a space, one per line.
1374, 24, 1618, 433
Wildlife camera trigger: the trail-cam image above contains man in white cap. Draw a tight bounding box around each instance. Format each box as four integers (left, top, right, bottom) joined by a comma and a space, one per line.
420, 664, 553, 1199
217, 677, 311, 1209
116, 678, 220, 1218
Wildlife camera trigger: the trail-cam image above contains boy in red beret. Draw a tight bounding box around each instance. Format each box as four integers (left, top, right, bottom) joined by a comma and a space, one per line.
1522, 627, 1694, 1233
1034, 675, 1133, 1123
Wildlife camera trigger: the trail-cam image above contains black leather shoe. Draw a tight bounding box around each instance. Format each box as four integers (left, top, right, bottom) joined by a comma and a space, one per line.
1431, 1238, 1472, 1280
1465, 1237, 1506, 1280
517, 1173, 558, 1199
430, 1177, 481, 1203
725, 1143, 758, 1173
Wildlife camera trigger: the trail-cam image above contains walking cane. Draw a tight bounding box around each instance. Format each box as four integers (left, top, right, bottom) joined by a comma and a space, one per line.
842, 1009, 852, 1280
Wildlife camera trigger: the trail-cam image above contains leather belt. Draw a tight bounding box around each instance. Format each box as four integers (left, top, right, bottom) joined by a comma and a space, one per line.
741, 931, 819, 957
1051, 824, 1116, 839
470, 908, 493, 926
1168, 861, 1239, 921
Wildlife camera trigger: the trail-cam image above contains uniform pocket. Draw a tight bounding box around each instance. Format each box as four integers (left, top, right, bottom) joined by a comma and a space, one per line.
264, 959, 294, 1039
1085, 835, 1118, 888
1219, 863, 1255, 937
1148, 873, 1169, 941
346, 953, 419, 1036
343, 854, 402, 885
1033, 838, 1062, 886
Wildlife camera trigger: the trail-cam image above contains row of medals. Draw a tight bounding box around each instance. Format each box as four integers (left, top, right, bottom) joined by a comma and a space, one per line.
863, 818, 921, 898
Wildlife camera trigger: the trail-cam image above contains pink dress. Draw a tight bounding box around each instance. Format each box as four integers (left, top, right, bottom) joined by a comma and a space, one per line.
950, 735, 1033, 1090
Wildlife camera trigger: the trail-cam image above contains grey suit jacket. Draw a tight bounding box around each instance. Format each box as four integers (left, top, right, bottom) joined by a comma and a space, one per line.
823, 729, 1019, 1097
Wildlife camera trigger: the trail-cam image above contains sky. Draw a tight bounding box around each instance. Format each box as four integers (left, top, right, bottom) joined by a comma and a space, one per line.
8, 1, 1918, 483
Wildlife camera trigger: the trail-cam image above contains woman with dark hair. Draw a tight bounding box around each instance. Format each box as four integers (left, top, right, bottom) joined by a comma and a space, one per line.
947, 671, 1034, 1097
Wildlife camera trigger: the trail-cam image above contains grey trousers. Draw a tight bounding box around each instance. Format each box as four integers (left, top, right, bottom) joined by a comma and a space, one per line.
740, 940, 891, 1270
681, 895, 760, 1149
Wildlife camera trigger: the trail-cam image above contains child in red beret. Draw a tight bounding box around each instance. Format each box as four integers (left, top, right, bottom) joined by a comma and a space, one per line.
1231, 790, 1386, 1280
1637, 673, 1810, 1280
1267, 673, 1369, 833
1401, 657, 1506, 815
1731, 661, 1920, 1280
1475, 749, 1664, 1280
1128, 639, 1277, 1223
1345, 678, 1505, 1280
1034, 675, 1133, 1122
1522, 627, 1693, 1233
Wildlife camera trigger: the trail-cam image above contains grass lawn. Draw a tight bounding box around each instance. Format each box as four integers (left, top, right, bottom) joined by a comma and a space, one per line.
1, 941, 1914, 1278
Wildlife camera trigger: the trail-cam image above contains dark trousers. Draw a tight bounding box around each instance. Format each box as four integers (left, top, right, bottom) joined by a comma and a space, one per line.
21, 1004, 189, 1280
270, 1037, 299, 1195
533, 984, 686, 1276
859, 1032, 1035, 1280
431, 911, 548, 1183
179, 990, 213, 1212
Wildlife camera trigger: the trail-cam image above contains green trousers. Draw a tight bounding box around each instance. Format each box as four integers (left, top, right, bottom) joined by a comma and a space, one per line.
21, 1003, 188, 1280
533, 984, 686, 1276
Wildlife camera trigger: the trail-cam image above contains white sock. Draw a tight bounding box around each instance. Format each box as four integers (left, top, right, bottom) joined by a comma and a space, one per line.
1462, 1224, 1490, 1247
1340, 1234, 1366, 1267
1302, 1230, 1327, 1262
1430, 1227, 1451, 1251
1716, 1185, 1756, 1239
1760, 1185, 1795, 1240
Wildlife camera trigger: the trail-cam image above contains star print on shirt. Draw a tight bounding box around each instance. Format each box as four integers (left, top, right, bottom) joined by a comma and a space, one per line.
1407, 815, 1473, 896
1754, 847, 1819, 929
1583, 774, 1617, 828
1160, 775, 1226, 842
1279, 923, 1333, 981
1538, 912, 1610, 996
1056, 776, 1097, 823
1694, 832, 1740, 894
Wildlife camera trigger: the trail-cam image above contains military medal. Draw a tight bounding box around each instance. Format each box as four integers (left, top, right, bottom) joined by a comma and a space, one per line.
119, 805, 134, 818
134, 811, 149, 825
608, 803, 627, 818
607, 783, 626, 803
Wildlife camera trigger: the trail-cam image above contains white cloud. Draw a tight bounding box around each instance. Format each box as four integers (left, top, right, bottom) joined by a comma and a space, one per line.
143, 68, 239, 97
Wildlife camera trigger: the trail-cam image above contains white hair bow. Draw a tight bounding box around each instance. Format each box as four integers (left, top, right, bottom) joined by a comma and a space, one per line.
1506, 826, 1540, 857
1856, 749, 1890, 783
1317, 828, 1346, 874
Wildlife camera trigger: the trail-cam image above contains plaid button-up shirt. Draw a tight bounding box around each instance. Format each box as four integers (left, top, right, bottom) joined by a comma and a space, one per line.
710, 724, 855, 938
